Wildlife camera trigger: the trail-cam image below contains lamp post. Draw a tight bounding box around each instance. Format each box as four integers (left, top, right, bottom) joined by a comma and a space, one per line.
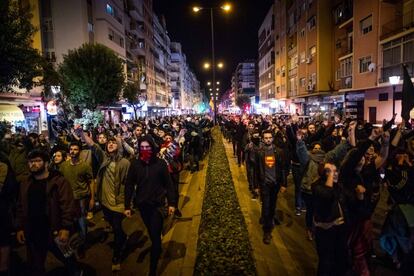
193, 3, 232, 124
389, 75, 400, 116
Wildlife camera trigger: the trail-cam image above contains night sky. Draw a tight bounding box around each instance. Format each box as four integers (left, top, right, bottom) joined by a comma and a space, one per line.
153, 0, 274, 96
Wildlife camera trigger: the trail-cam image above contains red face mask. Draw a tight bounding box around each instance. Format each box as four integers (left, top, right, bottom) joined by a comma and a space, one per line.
140, 149, 153, 163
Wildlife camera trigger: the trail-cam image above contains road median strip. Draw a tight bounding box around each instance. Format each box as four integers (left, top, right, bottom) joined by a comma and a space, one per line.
194, 128, 256, 275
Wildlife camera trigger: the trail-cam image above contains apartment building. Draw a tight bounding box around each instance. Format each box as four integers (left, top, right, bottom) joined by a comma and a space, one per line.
256, 0, 413, 122
258, 4, 276, 112
153, 14, 171, 113
169, 42, 200, 114
232, 61, 257, 98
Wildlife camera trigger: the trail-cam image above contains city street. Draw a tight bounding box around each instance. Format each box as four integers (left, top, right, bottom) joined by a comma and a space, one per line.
9, 130, 400, 276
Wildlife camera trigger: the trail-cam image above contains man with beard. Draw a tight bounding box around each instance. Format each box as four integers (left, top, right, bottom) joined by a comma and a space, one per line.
82, 132, 130, 272
60, 142, 95, 258
124, 136, 176, 276
15, 149, 79, 276
255, 130, 287, 244
97, 133, 108, 150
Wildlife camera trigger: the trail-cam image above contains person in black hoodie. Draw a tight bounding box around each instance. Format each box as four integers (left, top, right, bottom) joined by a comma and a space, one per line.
339, 127, 385, 276
124, 136, 176, 276
312, 162, 348, 276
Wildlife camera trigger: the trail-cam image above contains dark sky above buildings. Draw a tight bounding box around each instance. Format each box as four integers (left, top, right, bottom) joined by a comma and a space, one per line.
153, 0, 273, 95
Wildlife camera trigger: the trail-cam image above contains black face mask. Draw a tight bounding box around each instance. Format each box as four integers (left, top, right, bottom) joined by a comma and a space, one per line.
252, 137, 261, 145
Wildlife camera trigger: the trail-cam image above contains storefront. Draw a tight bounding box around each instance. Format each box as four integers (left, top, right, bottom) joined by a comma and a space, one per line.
0, 104, 25, 130
345, 92, 365, 121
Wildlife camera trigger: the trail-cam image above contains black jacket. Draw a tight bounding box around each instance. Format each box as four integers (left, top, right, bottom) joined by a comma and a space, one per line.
125, 157, 176, 209
255, 144, 287, 187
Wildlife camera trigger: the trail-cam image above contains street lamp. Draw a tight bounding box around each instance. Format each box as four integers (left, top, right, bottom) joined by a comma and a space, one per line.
207, 81, 211, 86
203, 62, 211, 69
389, 75, 400, 116
217, 62, 224, 69
216, 81, 220, 85
192, 3, 232, 124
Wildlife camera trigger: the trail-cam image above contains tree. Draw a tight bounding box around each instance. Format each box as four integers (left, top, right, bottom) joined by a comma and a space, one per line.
59, 43, 125, 110
235, 95, 251, 112
123, 82, 146, 119
0, 0, 44, 92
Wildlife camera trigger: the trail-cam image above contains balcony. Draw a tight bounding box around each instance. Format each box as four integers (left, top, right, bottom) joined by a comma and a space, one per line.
381, 9, 414, 41
288, 46, 297, 57
380, 62, 414, 83
338, 46, 353, 59
130, 22, 144, 37
288, 67, 298, 77
129, 4, 143, 20
130, 43, 145, 56
340, 76, 353, 89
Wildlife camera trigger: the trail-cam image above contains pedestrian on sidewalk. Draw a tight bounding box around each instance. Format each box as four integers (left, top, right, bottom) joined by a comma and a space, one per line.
255, 130, 287, 244
124, 136, 176, 276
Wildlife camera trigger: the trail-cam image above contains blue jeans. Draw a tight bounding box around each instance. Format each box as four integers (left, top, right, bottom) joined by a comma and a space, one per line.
292, 164, 304, 209
261, 183, 281, 233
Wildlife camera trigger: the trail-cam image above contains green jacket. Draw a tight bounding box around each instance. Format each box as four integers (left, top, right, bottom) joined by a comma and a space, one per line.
91, 144, 130, 209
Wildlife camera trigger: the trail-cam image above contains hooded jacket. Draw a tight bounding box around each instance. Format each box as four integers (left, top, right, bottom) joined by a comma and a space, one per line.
297, 139, 351, 194
91, 144, 130, 210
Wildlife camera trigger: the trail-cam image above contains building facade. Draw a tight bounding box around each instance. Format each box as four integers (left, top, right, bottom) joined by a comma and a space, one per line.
256, 0, 413, 122
232, 61, 257, 97
258, 4, 276, 112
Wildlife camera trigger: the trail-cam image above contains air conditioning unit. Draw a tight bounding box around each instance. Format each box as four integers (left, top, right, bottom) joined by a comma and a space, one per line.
306, 57, 312, 64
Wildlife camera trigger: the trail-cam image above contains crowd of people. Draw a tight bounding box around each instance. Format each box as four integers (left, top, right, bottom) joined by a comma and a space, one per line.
0, 111, 413, 276
219, 113, 414, 276
0, 115, 213, 276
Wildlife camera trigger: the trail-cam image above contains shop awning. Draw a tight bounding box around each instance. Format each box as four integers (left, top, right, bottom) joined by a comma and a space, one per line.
0, 104, 25, 122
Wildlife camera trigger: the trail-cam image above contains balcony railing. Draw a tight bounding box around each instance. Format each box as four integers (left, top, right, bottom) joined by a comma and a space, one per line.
341, 77, 353, 89
381, 9, 414, 41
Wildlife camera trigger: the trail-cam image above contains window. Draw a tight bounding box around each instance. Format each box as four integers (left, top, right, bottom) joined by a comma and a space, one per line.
359, 56, 371, 73
43, 19, 53, 32
340, 57, 353, 77
310, 73, 316, 85
309, 45, 316, 56
300, 77, 306, 87
108, 28, 114, 40
88, 22, 94, 32
360, 15, 372, 35
268, 72, 272, 79
119, 37, 124, 48
307, 16, 316, 30
300, 51, 306, 63
106, 4, 114, 16
300, 28, 305, 37
379, 93, 388, 101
